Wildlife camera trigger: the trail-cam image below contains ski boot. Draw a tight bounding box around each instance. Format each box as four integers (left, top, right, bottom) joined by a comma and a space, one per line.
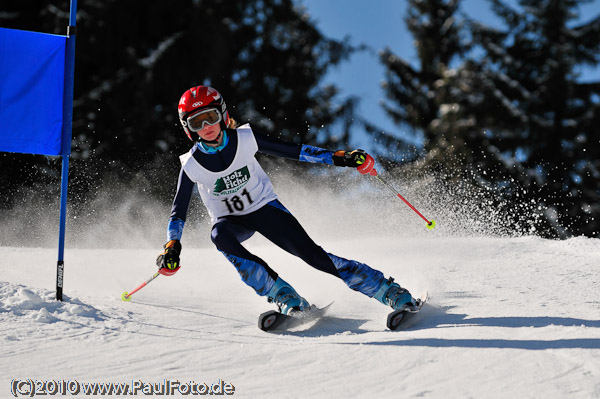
373, 277, 416, 311
267, 277, 310, 315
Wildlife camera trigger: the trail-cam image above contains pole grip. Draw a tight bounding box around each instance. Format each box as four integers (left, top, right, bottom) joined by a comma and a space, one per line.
357, 154, 377, 176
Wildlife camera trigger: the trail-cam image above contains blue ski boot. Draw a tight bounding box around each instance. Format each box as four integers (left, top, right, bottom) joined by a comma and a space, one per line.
267, 277, 310, 315
373, 277, 416, 310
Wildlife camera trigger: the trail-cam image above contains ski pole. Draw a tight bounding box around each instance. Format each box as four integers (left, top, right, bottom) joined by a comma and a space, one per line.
357, 155, 436, 230
121, 271, 161, 301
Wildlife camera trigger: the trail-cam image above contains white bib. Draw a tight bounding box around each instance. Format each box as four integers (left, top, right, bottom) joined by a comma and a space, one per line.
179, 124, 278, 223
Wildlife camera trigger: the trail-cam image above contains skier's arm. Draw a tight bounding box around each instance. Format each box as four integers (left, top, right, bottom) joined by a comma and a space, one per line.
254, 131, 304, 160
167, 169, 194, 241
157, 168, 194, 276
254, 131, 334, 164
254, 131, 370, 168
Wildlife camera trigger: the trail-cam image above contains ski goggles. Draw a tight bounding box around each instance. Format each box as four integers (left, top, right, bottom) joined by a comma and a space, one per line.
184, 108, 222, 132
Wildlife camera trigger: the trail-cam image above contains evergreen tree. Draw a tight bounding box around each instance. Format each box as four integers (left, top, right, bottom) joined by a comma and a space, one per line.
379, 0, 599, 237
464, 0, 600, 237
0, 0, 357, 206
373, 0, 466, 165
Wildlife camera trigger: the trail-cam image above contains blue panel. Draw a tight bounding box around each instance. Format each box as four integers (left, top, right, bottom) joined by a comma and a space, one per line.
0, 28, 66, 156
327, 252, 386, 297
219, 250, 276, 296
299, 144, 334, 164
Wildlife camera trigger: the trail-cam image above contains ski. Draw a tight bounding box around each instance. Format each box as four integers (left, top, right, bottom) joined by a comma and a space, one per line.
258, 302, 334, 332
386, 295, 427, 331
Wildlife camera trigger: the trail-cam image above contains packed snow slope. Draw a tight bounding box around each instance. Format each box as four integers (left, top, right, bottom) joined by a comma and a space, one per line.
1, 169, 599, 398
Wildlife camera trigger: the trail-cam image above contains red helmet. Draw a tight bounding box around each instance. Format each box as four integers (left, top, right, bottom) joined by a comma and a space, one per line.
178, 85, 230, 141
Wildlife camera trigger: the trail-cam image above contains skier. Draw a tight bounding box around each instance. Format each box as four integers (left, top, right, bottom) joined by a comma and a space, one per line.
156, 85, 417, 316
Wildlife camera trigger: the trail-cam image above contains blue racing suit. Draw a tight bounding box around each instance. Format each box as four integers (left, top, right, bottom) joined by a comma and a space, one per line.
167, 126, 386, 297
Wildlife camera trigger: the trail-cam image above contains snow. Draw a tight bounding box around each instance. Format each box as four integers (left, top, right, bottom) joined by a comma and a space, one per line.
2, 174, 600, 398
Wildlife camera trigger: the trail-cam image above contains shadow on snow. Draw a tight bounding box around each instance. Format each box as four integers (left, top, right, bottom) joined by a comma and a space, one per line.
276, 305, 600, 349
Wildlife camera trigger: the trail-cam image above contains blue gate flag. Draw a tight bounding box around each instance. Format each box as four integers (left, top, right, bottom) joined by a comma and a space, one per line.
0, 27, 67, 156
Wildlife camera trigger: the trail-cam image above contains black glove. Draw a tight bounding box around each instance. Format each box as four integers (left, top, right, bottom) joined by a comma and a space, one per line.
156, 240, 182, 276
332, 149, 369, 167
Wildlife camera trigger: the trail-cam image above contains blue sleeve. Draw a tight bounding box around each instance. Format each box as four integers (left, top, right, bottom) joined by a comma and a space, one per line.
299, 144, 334, 165
167, 168, 195, 241
254, 131, 334, 164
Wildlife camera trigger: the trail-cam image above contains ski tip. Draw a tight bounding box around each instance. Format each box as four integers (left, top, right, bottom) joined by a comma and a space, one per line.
258, 310, 281, 331
387, 301, 425, 330
387, 309, 406, 330
258, 302, 334, 332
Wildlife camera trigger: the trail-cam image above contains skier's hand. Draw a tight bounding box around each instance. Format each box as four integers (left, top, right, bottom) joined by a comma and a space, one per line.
156, 240, 181, 276
333, 149, 376, 175
332, 149, 370, 167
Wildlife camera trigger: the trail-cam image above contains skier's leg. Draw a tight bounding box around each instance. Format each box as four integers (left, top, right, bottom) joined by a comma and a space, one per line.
211, 220, 277, 296
323, 253, 416, 309
213, 215, 310, 313
244, 201, 341, 277
246, 201, 400, 300
325, 252, 386, 296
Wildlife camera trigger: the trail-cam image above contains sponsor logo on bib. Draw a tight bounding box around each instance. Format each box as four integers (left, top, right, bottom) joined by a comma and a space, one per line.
213, 166, 250, 195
